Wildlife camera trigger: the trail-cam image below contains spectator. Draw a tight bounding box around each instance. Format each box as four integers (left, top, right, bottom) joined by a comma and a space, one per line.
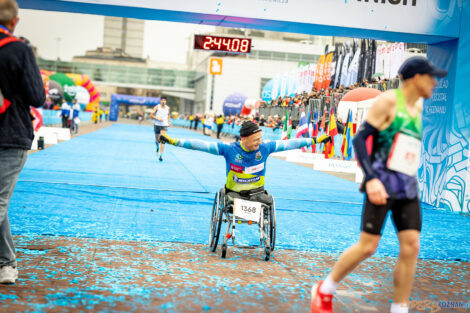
71, 99, 80, 134
204, 113, 214, 136
43, 96, 52, 110
0, 0, 45, 284
194, 114, 200, 130
259, 114, 266, 127
216, 114, 224, 139
189, 114, 194, 129
60, 98, 70, 128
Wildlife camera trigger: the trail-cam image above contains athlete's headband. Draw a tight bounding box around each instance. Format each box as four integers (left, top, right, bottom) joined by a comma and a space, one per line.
240, 121, 261, 137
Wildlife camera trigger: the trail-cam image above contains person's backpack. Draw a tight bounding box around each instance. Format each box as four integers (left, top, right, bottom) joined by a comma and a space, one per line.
0, 36, 20, 114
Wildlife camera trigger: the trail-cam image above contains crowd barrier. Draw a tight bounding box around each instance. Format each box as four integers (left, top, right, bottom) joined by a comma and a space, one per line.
260, 79, 400, 124
42, 109, 93, 127
259, 97, 340, 126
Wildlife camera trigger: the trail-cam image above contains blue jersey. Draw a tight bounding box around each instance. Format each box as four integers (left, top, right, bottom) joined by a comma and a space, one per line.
174, 138, 313, 192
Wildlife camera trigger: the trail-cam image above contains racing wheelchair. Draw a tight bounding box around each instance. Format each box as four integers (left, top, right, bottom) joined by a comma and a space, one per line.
209, 187, 276, 261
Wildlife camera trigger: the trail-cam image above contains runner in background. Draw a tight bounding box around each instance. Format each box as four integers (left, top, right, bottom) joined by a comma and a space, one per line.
310, 57, 447, 313
150, 96, 170, 162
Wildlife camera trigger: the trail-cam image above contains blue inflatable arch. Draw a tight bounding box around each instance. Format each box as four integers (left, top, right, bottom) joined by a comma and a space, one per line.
109, 94, 160, 122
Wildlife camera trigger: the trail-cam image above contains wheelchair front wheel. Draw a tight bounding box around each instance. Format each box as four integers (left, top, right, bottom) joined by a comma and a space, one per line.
264, 246, 271, 261
221, 243, 227, 258
269, 200, 276, 251
209, 191, 223, 252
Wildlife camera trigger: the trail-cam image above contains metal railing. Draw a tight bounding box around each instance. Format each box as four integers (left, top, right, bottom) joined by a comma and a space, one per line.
259, 79, 400, 125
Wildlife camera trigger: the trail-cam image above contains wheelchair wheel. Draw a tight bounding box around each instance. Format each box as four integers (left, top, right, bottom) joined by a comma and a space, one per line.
209, 192, 218, 249
269, 200, 276, 251
264, 246, 271, 261
221, 243, 227, 259
209, 190, 223, 252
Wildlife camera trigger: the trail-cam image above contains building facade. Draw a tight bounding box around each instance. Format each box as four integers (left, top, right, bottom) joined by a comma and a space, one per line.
103, 17, 145, 58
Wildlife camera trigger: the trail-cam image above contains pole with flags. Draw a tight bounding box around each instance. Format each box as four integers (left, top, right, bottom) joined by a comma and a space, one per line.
296, 108, 308, 151
324, 107, 338, 159
319, 108, 327, 153
311, 109, 318, 153
281, 110, 292, 140
307, 109, 313, 153
343, 109, 354, 161
341, 109, 351, 159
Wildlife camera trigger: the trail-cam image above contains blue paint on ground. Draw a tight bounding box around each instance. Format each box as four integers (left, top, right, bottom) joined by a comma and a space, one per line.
9, 124, 470, 260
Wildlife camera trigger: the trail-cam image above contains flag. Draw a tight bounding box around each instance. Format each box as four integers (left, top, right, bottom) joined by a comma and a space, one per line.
296, 109, 308, 138
281, 110, 292, 140
287, 115, 292, 139
319, 109, 326, 132
311, 110, 318, 153
344, 111, 354, 160
341, 109, 351, 158
302, 109, 311, 152
329, 107, 338, 137
307, 109, 313, 137
324, 108, 337, 159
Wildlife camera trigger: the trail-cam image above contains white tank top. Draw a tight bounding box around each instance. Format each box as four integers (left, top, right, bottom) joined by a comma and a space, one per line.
154, 105, 169, 126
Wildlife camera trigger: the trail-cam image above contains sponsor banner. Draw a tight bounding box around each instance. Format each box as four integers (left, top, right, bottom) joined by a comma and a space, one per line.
58, 0, 460, 38
285, 150, 325, 164
313, 159, 359, 174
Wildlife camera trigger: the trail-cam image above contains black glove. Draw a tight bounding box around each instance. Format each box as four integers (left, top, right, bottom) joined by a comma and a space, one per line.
159, 133, 176, 145
315, 134, 332, 144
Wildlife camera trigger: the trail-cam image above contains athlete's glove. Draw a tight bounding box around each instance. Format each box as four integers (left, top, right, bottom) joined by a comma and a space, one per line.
159, 133, 177, 145
314, 134, 332, 144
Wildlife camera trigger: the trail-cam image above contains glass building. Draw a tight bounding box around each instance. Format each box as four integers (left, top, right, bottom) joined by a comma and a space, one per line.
37, 59, 197, 90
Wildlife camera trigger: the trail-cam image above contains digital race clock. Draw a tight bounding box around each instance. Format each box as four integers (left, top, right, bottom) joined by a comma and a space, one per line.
194, 35, 251, 53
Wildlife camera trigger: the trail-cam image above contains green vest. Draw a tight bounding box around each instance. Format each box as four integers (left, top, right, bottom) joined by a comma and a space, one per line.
375, 89, 422, 158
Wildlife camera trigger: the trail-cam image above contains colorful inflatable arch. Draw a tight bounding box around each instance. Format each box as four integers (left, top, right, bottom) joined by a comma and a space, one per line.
40, 71, 100, 111
66, 73, 100, 111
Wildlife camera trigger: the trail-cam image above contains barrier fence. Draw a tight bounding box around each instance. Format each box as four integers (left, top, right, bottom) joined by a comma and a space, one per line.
42, 110, 94, 127
259, 79, 400, 125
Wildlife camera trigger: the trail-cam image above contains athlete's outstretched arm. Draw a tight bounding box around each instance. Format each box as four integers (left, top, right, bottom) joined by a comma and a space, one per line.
269, 134, 331, 153
159, 133, 225, 156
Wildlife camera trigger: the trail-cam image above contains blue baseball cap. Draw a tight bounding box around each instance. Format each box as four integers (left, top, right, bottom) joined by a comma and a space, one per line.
398, 56, 447, 80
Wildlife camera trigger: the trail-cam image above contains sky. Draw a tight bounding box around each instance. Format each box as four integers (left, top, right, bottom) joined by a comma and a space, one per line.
15, 9, 215, 64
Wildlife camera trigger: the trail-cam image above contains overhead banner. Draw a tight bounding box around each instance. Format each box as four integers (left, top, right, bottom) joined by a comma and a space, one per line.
21, 0, 460, 41
419, 39, 468, 213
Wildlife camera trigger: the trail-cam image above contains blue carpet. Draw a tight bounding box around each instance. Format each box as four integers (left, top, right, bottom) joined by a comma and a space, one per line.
10, 124, 470, 261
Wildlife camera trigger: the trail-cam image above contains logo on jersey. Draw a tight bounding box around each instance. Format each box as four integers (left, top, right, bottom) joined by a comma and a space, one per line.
230, 164, 243, 173
235, 154, 243, 163
255, 151, 262, 161
233, 175, 261, 184
244, 163, 265, 174
397, 111, 407, 119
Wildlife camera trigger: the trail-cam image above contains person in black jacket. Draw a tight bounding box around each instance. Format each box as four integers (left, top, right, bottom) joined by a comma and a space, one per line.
0, 0, 45, 284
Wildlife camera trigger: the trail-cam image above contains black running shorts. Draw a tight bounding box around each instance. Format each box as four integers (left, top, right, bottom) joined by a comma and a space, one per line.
154, 125, 168, 136
361, 197, 422, 235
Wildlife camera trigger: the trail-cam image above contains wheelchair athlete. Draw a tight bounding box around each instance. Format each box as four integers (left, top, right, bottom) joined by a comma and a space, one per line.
159, 121, 332, 202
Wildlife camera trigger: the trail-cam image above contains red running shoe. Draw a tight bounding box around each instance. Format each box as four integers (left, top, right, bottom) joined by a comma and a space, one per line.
311, 281, 334, 313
